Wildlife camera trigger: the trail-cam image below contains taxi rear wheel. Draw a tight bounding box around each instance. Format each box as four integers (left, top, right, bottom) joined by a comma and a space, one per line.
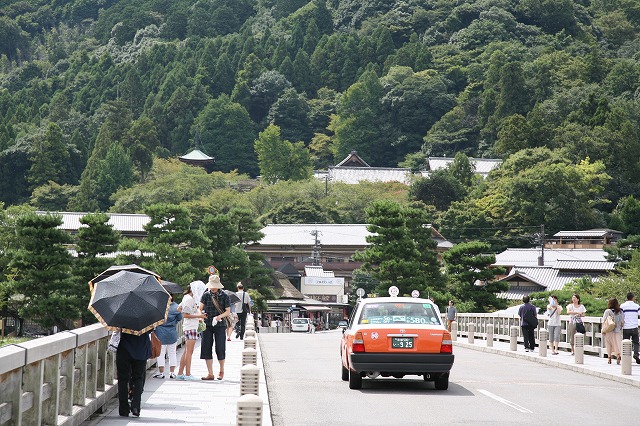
341, 363, 349, 381
348, 369, 362, 389
434, 373, 449, 390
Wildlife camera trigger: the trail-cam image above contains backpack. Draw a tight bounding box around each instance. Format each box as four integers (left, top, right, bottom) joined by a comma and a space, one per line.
523, 307, 537, 328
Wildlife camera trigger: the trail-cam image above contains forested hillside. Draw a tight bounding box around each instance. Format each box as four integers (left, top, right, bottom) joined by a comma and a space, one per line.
2, 0, 640, 243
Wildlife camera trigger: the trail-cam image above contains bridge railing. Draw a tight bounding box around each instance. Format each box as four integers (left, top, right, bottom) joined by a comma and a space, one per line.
0, 322, 179, 426
450, 313, 606, 356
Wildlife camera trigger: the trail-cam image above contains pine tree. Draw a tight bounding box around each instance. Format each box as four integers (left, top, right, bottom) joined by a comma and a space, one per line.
28, 122, 70, 189
7, 212, 78, 330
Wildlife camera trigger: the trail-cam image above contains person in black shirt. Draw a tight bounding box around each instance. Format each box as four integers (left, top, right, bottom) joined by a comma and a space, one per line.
199, 274, 231, 380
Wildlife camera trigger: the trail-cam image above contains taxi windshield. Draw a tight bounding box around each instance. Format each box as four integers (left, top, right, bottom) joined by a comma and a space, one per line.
358, 302, 441, 325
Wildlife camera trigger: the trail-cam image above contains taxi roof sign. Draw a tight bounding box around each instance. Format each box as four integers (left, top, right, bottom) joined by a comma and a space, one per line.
388, 286, 399, 297
411, 290, 420, 298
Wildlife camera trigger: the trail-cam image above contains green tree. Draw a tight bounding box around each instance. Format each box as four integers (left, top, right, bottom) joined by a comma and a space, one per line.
138, 204, 211, 286
194, 95, 258, 176
254, 124, 313, 183
74, 213, 121, 324
267, 88, 313, 144
354, 200, 443, 298
6, 212, 78, 329
28, 122, 70, 189
442, 241, 507, 312
332, 70, 387, 165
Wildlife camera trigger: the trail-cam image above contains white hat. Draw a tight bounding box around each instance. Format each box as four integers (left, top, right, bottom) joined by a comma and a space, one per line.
206, 274, 223, 290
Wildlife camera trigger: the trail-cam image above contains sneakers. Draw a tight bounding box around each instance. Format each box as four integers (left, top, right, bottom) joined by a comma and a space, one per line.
185, 375, 199, 381
152, 372, 165, 379
169, 372, 176, 379
176, 375, 185, 380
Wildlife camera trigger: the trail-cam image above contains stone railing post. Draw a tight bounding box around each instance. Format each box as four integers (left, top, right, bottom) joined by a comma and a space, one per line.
237, 394, 263, 426
451, 321, 457, 341
510, 326, 519, 351
467, 323, 475, 344
538, 329, 548, 357
574, 333, 584, 364
486, 323, 494, 347
621, 339, 633, 375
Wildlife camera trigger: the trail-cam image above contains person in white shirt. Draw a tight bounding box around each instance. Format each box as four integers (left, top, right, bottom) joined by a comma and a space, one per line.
176, 284, 206, 380
235, 283, 252, 340
546, 295, 562, 355
620, 292, 640, 363
567, 293, 586, 355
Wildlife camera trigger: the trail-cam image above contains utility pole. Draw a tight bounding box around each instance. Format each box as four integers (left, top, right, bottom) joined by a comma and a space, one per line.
537, 224, 545, 266
310, 229, 322, 266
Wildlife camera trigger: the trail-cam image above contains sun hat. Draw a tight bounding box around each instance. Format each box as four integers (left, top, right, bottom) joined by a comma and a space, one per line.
206, 274, 224, 290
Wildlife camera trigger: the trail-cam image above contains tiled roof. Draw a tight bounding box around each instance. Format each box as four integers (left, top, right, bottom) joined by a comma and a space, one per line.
553, 229, 623, 238
427, 157, 502, 177
258, 224, 371, 246
37, 211, 149, 233
494, 248, 608, 267
327, 167, 413, 185
553, 260, 616, 271
179, 149, 214, 160
304, 265, 335, 277
256, 224, 452, 249
497, 266, 607, 300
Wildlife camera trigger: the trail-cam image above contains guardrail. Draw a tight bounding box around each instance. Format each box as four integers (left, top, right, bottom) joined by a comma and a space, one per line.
451, 313, 606, 356
0, 323, 115, 426
0, 322, 179, 426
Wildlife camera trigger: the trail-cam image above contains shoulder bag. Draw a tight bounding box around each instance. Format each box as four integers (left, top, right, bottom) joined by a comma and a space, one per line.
602, 312, 616, 333
243, 292, 251, 315
574, 317, 586, 334
211, 293, 232, 328
150, 331, 162, 359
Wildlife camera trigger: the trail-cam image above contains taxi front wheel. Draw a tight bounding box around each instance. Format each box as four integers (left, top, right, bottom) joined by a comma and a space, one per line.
348, 369, 362, 389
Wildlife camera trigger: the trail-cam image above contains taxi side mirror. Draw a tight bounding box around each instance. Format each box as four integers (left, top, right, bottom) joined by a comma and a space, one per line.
338, 320, 348, 332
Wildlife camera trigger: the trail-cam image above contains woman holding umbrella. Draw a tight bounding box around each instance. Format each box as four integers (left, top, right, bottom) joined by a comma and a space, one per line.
88, 270, 171, 418
199, 274, 231, 380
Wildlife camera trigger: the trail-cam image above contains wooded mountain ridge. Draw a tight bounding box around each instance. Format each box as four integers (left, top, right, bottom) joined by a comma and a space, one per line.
2, 0, 640, 245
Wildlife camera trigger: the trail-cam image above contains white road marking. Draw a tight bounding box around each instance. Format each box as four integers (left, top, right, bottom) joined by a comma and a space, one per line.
477, 389, 533, 413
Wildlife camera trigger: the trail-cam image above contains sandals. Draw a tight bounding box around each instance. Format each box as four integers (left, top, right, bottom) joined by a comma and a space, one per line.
217, 371, 224, 380
201, 375, 216, 380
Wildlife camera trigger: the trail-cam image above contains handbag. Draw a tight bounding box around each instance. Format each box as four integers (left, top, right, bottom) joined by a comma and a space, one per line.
107, 330, 120, 352
211, 293, 232, 328
197, 321, 206, 333
242, 292, 251, 315
574, 318, 586, 334
150, 331, 162, 359
602, 313, 616, 333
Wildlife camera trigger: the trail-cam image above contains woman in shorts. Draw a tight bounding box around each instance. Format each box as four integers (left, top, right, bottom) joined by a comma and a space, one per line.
546, 295, 562, 355
176, 283, 205, 380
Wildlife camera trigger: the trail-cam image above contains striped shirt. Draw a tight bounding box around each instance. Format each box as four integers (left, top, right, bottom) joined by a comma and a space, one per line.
620, 300, 640, 329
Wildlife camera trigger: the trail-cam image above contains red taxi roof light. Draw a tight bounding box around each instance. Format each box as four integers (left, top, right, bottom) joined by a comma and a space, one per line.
440, 331, 452, 354
353, 331, 365, 353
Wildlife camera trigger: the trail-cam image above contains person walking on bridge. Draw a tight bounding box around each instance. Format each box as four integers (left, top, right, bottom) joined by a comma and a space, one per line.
620, 292, 640, 364
235, 283, 252, 340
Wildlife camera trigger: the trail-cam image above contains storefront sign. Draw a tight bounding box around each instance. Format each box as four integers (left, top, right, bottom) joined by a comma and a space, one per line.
306, 294, 337, 303
304, 277, 344, 286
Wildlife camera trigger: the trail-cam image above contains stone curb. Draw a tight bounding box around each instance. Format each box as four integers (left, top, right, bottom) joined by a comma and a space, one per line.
454, 340, 640, 388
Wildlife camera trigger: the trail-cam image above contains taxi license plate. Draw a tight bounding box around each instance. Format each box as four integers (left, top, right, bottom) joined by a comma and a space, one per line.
391, 337, 414, 349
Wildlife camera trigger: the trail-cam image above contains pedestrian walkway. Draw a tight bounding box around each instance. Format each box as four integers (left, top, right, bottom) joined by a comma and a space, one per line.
454, 337, 640, 388
84, 335, 272, 426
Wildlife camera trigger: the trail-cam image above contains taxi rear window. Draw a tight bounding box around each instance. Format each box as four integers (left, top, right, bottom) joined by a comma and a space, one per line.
358, 302, 440, 325
292, 318, 309, 324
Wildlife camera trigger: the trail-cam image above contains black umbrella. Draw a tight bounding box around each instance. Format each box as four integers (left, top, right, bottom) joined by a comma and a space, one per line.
90, 264, 160, 287
88, 271, 170, 335
223, 290, 240, 304
161, 280, 183, 294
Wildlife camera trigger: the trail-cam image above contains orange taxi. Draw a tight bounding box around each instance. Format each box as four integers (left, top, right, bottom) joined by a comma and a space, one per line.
340, 291, 454, 390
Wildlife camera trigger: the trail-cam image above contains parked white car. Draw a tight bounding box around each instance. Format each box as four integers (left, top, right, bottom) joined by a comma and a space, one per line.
291, 318, 312, 332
